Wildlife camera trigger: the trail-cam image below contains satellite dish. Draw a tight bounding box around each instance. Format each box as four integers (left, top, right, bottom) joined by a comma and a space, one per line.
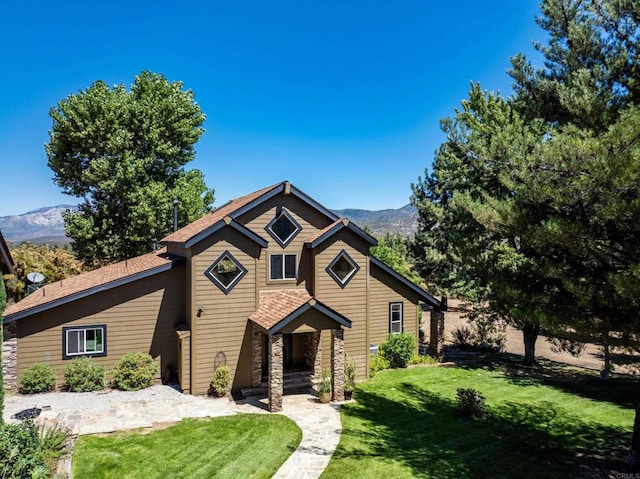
27, 272, 45, 284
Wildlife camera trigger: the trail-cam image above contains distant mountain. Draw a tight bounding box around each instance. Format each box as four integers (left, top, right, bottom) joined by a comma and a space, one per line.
0, 205, 76, 245
333, 204, 418, 237
0, 202, 418, 246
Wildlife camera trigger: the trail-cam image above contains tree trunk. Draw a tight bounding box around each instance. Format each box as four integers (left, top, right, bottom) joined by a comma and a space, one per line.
627, 401, 640, 468
522, 322, 540, 365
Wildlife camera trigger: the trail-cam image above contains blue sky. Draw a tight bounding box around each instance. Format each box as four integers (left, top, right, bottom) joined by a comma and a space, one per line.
0, 1, 544, 216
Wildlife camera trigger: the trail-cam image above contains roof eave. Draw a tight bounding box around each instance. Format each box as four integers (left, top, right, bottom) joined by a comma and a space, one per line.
265, 299, 352, 335
369, 256, 441, 309
306, 221, 378, 249
3, 258, 184, 324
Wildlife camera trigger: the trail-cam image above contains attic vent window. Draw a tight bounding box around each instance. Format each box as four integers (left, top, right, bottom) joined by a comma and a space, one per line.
266, 208, 301, 247
326, 250, 359, 288
205, 251, 247, 294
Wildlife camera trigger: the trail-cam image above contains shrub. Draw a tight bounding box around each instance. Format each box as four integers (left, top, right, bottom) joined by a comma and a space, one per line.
344, 355, 357, 393
408, 354, 439, 365
19, 363, 56, 394
0, 419, 69, 479
63, 357, 105, 392
379, 333, 416, 368
209, 365, 231, 397
456, 388, 486, 417
369, 354, 389, 377
451, 326, 475, 348
111, 352, 158, 391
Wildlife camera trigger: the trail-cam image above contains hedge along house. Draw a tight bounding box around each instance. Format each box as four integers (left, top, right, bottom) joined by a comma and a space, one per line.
2, 181, 443, 412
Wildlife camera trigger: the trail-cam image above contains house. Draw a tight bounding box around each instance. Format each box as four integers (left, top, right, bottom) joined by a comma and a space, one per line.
0, 229, 14, 275
2, 181, 443, 411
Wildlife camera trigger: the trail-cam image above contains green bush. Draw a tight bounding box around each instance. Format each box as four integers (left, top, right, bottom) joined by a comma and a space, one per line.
344, 355, 357, 394
209, 366, 231, 397
408, 353, 439, 365
379, 333, 416, 368
369, 354, 389, 377
63, 357, 105, 392
0, 420, 69, 479
19, 363, 56, 394
111, 352, 158, 391
456, 388, 486, 417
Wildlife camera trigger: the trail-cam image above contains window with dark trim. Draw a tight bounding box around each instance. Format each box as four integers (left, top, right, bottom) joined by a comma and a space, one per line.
270, 254, 297, 280
62, 325, 107, 359
204, 251, 248, 294
326, 250, 359, 288
389, 302, 403, 334
265, 208, 302, 247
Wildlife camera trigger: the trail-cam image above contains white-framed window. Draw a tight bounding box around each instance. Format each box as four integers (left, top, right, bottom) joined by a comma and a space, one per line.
63, 325, 106, 359
270, 254, 297, 280
389, 302, 403, 334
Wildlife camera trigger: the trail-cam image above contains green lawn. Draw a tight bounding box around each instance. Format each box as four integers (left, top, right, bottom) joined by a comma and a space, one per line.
322, 360, 636, 478
73, 414, 301, 479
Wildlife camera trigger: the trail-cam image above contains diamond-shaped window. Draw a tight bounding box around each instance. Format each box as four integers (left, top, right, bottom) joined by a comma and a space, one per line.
204, 251, 247, 294
266, 208, 302, 247
326, 250, 359, 288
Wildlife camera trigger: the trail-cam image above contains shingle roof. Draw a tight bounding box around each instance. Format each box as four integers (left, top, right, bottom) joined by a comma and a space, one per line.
249, 289, 352, 334
4, 248, 181, 322
304, 218, 377, 249
161, 183, 282, 244
249, 289, 312, 331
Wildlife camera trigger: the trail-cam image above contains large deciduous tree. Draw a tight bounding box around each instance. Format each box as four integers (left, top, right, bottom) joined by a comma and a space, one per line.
47, 71, 214, 265
5, 243, 85, 302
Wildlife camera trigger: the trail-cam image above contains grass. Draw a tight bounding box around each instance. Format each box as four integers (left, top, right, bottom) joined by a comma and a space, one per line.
322, 361, 636, 478
73, 414, 301, 479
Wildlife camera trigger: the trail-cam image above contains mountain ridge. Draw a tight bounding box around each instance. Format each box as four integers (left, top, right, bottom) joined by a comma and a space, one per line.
0, 203, 418, 245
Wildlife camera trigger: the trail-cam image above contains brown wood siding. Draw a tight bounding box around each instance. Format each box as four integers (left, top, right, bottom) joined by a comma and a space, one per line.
238, 194, 333, 292
369, 264, 421, 352
191, 229, 260, 394
16, 266, 185, 387
315, 234, 369, 380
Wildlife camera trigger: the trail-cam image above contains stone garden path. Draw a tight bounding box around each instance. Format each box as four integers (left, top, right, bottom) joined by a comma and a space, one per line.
4, 387, 343, 479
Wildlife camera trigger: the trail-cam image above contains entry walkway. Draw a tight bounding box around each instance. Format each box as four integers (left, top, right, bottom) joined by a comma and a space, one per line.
3, 387, 343, 479
237, 394, 343, 478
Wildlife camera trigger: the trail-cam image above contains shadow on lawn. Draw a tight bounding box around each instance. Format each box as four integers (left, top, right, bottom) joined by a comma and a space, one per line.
450, 353, 640, 409
335, 381, 630, 478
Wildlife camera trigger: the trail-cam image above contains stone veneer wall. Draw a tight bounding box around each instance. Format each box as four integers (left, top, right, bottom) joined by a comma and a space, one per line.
303, 331, 322, 378
268, 334, 283, 412
331, 329, 344, 402
251, 325, 263, 387
2, 322, 17, 392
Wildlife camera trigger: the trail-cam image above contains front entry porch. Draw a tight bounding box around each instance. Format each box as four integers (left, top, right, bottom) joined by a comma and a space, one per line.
248, 290, 351, 412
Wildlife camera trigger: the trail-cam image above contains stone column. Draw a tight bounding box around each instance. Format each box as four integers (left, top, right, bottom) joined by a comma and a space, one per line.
251, 325, 263, 388
430, 310, 445, 358
2, 322, 18, 392
304, 331, 322, 379
331, 329, 344, 402
268, 334, 283, 412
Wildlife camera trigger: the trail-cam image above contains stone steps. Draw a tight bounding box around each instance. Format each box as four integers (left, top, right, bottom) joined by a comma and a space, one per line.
241, 371, 317, 397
